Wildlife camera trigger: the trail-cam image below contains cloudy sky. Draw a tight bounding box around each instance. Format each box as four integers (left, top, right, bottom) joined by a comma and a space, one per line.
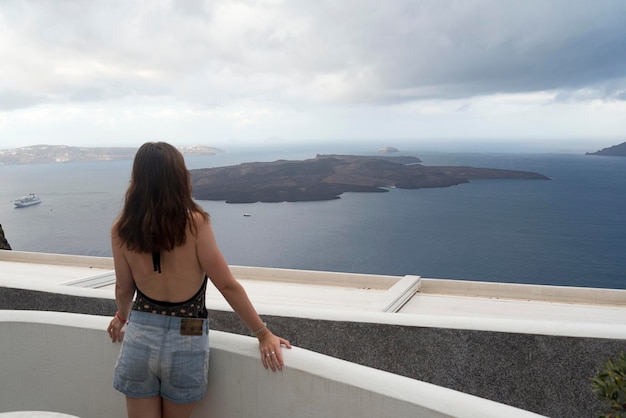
1, 0, 625, 152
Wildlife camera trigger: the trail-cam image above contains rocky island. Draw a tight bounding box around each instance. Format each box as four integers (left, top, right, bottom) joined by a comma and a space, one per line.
586, 141, 626, 156
191, 154, 549, 203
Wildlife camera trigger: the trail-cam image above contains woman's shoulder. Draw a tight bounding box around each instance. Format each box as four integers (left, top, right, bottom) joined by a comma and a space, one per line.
190, 210, 210, 228
110, 219, 121, 239
110, 221, 125, 251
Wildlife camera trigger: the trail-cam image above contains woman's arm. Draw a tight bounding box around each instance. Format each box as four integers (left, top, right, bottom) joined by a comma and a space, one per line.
108, 230, 136, 343
195, 215, 291, 371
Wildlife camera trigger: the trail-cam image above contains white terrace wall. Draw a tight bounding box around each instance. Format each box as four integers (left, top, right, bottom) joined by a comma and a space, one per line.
0, 311, 542, 418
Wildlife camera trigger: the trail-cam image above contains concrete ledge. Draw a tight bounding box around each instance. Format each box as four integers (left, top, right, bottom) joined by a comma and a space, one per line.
3, 280, 625, 340
59, 271, 116, 288
420, 278, 626, 306
0, 278, 115, 300
370, 275, 421, 312
0, 250, 113, 269
230, 264, 403, 288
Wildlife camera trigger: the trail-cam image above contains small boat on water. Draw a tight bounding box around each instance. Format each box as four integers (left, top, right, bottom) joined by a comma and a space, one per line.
13, 193, 41, 208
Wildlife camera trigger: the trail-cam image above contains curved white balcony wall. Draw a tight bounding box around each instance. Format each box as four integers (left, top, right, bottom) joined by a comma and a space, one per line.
0, 311, 544, 418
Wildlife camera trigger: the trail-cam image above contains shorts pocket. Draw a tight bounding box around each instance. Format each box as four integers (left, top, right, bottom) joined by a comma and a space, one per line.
170, 351, 208, 389
116, 342, 151, 382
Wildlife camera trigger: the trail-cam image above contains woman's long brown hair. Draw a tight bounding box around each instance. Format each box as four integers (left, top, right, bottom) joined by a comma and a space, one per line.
114, 142, 208, 253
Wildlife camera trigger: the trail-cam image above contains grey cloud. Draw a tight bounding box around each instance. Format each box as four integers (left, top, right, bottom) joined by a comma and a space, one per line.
614, 90, 626, 101
0, 90, 47, 110
171, 0, 210, 18
603, 79, 626, 101
553, 76, 626, 103
322, 1, 626, 102
1, 0, 626, 110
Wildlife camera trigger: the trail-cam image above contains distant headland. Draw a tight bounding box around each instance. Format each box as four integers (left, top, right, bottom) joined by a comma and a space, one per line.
586, 141, 626, 156
0, 144, 224, 165
190, 154, 550, 203
0, 224, 11, 250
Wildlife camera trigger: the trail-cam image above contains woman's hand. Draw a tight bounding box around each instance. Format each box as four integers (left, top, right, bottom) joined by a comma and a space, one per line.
258, 330, 291, 371
107, 314, 126, 343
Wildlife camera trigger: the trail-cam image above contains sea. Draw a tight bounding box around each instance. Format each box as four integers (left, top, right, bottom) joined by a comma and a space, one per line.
1, 145, 625, 290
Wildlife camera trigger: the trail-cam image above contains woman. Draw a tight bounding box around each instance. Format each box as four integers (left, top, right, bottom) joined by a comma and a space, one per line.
108, 142, 290, 418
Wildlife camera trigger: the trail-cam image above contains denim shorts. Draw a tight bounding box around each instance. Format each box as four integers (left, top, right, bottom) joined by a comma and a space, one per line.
112, 310, 210, 404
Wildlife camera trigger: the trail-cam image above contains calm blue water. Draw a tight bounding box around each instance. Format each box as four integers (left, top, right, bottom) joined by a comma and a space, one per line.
1, 148, 625, 289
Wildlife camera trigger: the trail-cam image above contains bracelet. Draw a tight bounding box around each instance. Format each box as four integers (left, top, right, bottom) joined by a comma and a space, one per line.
115, 311, 127, 324
252, 322, 267, 336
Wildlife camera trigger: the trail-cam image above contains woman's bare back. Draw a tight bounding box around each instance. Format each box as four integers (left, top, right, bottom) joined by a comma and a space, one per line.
116, 219, 206, 303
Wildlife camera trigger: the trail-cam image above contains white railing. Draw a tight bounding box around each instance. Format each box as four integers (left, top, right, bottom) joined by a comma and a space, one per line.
0, 311, 544, 418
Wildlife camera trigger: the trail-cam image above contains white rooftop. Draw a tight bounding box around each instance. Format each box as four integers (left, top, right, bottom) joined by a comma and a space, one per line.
1, 250, 625, 340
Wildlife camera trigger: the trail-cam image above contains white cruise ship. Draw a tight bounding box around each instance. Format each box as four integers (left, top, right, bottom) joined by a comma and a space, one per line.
12, 193, 41, 208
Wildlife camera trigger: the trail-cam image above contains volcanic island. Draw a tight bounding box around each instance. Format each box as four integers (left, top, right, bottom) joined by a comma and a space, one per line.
190, 154, 550, 204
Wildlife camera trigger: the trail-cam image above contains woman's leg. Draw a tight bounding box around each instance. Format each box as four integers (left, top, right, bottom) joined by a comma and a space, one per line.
126, 395, 162, 418
162, 399, 197, 418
